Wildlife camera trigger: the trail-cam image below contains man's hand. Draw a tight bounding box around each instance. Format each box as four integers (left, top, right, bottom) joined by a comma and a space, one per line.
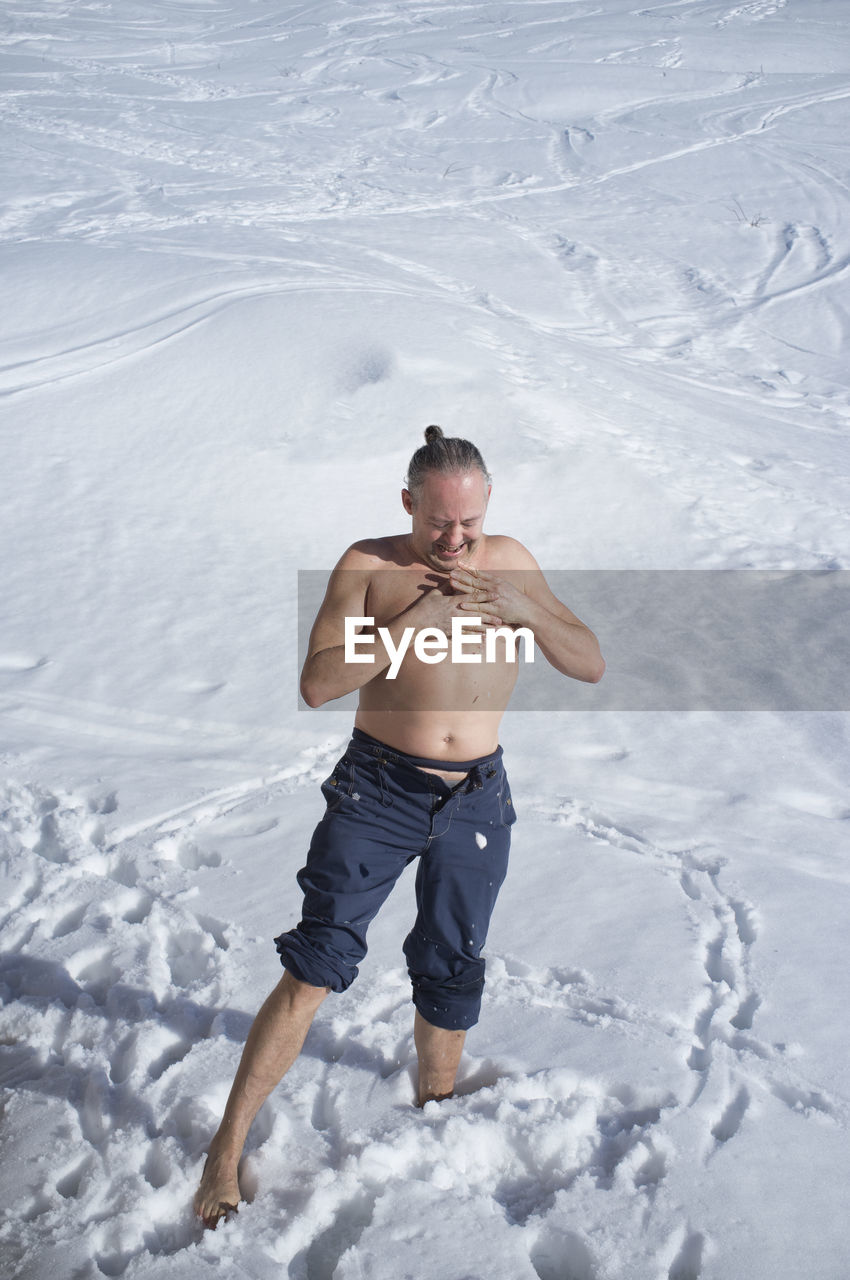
448, 564, 525, 627
450, 558, 605, 684
410, 572, 504, 630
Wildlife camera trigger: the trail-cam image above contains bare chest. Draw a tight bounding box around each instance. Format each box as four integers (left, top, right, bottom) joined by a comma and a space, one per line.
364, 566, 445, 625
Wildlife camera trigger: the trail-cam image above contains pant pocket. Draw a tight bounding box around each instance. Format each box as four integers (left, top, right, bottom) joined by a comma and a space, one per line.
498, 781, 517, 827
321, 753, 359, 810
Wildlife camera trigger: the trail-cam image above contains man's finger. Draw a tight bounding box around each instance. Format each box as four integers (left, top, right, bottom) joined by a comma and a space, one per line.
459, 614, 501, 630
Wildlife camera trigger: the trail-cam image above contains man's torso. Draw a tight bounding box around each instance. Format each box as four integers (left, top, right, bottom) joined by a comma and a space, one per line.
353, 533, 528, 768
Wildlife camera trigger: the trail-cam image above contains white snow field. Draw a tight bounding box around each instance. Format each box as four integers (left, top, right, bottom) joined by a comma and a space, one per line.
2, 0, 850, 1277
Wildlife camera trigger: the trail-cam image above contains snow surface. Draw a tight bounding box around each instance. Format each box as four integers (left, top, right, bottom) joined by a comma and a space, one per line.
2, 1, 850, 1277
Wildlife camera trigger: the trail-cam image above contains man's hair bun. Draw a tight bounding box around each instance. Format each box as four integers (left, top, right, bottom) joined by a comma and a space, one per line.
405, 425, 490, 498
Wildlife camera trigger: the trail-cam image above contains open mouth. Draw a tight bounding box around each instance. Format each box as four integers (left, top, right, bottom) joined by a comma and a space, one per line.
435, 543, 465, 557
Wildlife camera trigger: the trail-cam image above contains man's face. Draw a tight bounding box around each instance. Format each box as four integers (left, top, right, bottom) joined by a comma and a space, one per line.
402, 469, 491, 571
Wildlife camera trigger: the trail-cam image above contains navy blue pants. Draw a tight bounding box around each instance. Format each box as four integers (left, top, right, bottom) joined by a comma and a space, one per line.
274, 729, 516, 1031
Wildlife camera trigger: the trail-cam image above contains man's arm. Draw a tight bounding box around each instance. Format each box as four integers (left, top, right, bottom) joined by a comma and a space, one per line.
450, 540, 605, 684
299, 546, 384, 708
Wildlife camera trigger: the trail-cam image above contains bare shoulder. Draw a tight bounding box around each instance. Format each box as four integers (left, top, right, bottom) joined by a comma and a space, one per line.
483, 534, 541, 570
308, 541, 393, 650
340, 534, 409, 570
485, 535, 579, 617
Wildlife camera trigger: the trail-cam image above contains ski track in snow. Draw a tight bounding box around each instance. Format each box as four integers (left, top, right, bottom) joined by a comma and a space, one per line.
529, 795, 839, 1128
4, 0, 850, 564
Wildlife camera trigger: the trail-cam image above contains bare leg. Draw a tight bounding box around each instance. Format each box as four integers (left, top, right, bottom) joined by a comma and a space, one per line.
194, 971, 328, 1227
414, 1010, 466, 1106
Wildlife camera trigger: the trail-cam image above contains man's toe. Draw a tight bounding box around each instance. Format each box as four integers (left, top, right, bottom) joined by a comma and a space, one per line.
202, 1201, 239, 1231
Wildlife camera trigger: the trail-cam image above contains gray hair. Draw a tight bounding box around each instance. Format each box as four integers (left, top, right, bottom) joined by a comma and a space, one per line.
405, 425, 491, 499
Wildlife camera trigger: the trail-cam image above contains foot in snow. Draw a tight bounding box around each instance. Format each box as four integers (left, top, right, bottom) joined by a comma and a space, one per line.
193, 1146, 242, 1230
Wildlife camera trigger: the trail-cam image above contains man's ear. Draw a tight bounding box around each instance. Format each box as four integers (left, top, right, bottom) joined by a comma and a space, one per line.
401, 488, 414, 515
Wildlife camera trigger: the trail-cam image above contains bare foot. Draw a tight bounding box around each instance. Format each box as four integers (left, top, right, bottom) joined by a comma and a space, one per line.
416, 1087, 454, 1107
193, 1143, 242, 1230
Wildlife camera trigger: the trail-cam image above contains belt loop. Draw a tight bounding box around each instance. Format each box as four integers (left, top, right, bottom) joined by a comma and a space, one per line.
374, 753, 393, 807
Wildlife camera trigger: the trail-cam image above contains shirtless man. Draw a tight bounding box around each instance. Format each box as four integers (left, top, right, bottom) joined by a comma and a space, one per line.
194, 425, 604, 1228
